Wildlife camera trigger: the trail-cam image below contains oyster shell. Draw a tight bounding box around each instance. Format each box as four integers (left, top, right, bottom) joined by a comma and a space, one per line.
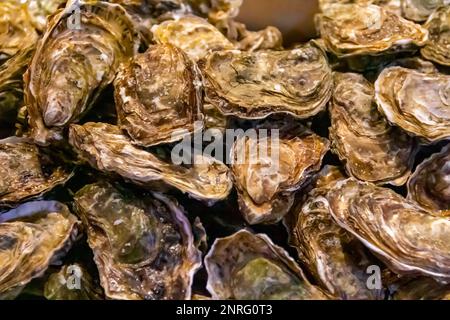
187, 0, 242, 23
204, 229, 328, 300
25, 0, 67, 31
114, 44, 203, 147
0, 137, 72, 206
327, 178, 450, 280
316, 4, 428, 58
74, 181, 201, 300
201, 42, 332, 119
151, 15, 235, 62
391, 277, 450, 300
330, 72, 416, 185
375, 66, 450, 142
285, 166, 385, 300
0, 200, 79, 299
44, 263, 103, 300
402, 0, 449, 22
68, 122, 232, 203
230, 122, 329, 225
407, 144, 450, 211
319, 0, 402, 15
0, 0, 38, 64
421, 6, 450, 66
24, 0, 139, 145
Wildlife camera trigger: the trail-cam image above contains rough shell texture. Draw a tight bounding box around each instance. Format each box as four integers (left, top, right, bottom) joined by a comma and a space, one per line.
421, 6, 450, 66
375, 66, 450, 142
0, 1, 38, 63
319, 0, 402, 15
391, 277, 450, 300
114, 44, 204, 147
25, 0, 139, 145
0, 200, 79, 299
187, 0, 243, 23
402, 0, 449, 22
44, 263, 103, 300
407, 144, 450, 211
68, 122, 232, 203
316, 4, 428, 58
201, 42, 332, 119
330, 72, 416, 185
285, 166, 384, 300
328, 178, 450, 280
0, 137, 72, 206
25, 0, 67, 31
204, 229, 328, 300
151, 15, 235, 62
231, 122, 329, 225
74, 181, 201, 300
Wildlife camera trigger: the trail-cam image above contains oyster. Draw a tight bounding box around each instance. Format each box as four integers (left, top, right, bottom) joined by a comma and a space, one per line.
391, 277, 450, 300
319, 0, 402, 15
407, 144, 450, 211
74, 181, 201, 300
0, 137, 72, 206
402, 0, 449, 22
0, 46, 35, 127
114, 44, 203, 147
316, 4, 428, 58
204, 229, 328, 300
24, 0, 139, 145
327, 178, 450, 280
44, 263, 103, 300
330, 72, 416, 185
25, 0, 67, 31
69, 122, 232, 203
0, 200, 79, 299
0, 0, 38, 64
201, 42, 332, 119
151, 15, 235, 62
375, 66, 450, 142
187, 0, 242, 23
285, 166, 385, 300
230, 122, 329, 224
421, 6, 450, 66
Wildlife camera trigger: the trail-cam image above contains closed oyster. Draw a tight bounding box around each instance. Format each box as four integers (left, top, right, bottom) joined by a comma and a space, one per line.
407, 144, 450, 211
0, 0, 38, 63
0, 200, 79, 299
74, 181, 201, 300
285, 166, 385, 300
402, 0, 449, 22
375, 66, 450, 142
69, 122, 232, 203
25, 0, 139, 145
44, 263, 103, 300
0, 46, 35, 127
330, 72, 416, 185
114, 44, 203, 147
201, 42, 332, 119
230, 122, 329, 224
328, 178, 450, 280
391, 277, 450, 300
0, 137, 72, 206
316, 4, 428, 58
204, 229, 328, 300
151, 15, 235, 62
421, 6, 450, 66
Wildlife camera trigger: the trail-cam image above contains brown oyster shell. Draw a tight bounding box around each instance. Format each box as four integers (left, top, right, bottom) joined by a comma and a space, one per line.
375, 66, 450, 142
319, 0, 402, 15
330, 72, 416, 185
68, 122, 232, 204
114, 44, 204, 147
316, 4, 428, 58
24, 0, 139, 145
402, 0, 449, 22
230, 122, 329, 225
391, 277, 450, 300
201, 42, 332, 119
0, 137, 72, 206
204, 229, 328, 300
74, 181, 201, 300
285, 166, 385, 300
0, 200, 79, 299
421, 6, 450, 66
25, 0, 67, 31
151, 15, 235, 62
328, 178, 450, 280
407, 144, 450, 211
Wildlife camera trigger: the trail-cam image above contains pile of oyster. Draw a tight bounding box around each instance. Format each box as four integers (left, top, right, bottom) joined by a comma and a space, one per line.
1, 0, 450, 300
